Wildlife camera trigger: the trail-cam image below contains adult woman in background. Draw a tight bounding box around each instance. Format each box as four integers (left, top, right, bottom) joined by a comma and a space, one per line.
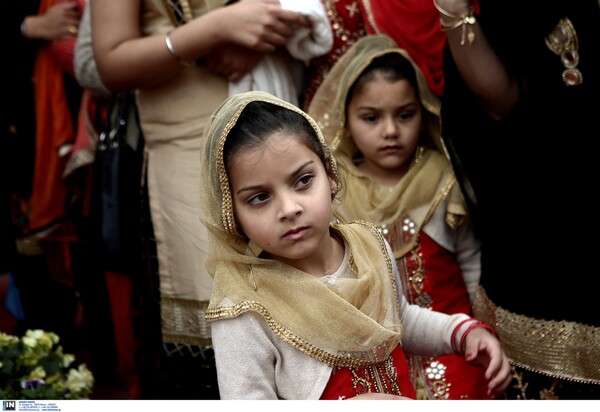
438, 0, 600, 399
91, 0, 308, 399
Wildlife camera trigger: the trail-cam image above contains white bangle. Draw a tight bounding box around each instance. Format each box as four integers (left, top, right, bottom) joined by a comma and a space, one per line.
20, 19, 27, 37
165, 30, 194, 67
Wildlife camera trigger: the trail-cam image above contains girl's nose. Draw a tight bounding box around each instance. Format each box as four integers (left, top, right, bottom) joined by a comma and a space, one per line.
383, 117, 399, 138
277, 193, 302, 220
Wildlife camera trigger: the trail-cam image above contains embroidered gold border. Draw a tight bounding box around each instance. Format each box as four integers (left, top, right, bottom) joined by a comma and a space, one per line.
206, 300, 393, 368
473, 287, 600, 384
161, 297, 213, 347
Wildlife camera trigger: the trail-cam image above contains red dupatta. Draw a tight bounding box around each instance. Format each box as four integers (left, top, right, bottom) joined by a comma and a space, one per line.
362, 0, 446, 96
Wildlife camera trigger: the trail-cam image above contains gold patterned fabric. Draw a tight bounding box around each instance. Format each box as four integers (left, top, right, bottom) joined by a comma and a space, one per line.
473, 286, 600, 385
200, 91, 404, 367
307, 35, 467, 258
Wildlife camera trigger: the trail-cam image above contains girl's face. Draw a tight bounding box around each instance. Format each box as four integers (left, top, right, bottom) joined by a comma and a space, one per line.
228, 133, 337, 274
345, 74, 422, 186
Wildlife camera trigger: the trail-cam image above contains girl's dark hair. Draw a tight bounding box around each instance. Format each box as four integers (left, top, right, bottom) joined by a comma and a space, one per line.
224, 101, 329, 171
347, 53, 420, 105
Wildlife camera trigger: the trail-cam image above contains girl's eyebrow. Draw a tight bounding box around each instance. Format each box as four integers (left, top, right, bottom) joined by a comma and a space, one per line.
355, 101, 419, 112
235, 160, 315, 196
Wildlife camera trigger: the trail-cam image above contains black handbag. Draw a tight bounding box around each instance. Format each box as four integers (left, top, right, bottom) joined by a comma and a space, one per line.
93, 92, 144, 274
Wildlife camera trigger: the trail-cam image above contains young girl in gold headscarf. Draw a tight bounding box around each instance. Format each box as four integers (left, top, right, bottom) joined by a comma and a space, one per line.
199, 90, 511, 399
308, 35, 492, 399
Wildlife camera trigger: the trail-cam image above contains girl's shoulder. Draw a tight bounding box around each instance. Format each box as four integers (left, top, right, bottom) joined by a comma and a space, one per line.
333, 220, 390, 258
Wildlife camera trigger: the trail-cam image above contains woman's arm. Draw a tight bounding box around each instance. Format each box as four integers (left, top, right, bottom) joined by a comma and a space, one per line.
91, 0, 308, 92
435, 0, 519, 120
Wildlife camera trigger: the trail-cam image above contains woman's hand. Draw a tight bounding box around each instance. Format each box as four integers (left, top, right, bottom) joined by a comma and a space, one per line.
24, 1, 81, 41
222, 0, 310, 53
204, 45, 264, 82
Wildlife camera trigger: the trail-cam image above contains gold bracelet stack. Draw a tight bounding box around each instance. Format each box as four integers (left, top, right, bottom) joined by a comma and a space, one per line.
433, 0, 476, 46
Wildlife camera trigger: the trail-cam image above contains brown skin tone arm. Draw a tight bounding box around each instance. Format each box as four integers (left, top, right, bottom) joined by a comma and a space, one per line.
22, 1, 80, 41
436, 0, 520, 120
91, 0, 309, 92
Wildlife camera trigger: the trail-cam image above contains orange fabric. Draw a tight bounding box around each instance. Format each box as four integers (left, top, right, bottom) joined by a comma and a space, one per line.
49, 37, 77, 77
27, 0, 78, 232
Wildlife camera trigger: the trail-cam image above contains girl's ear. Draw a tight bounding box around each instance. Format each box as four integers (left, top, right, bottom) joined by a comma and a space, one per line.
343, 125, 352, 140
329, 176, 338, 200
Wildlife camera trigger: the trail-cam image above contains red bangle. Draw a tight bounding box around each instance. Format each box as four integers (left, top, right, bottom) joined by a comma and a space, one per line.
459, 322, 498, 354
451, 318, 476, 354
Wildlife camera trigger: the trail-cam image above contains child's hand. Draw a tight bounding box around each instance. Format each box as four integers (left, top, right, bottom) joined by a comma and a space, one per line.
463, 328, 513, 397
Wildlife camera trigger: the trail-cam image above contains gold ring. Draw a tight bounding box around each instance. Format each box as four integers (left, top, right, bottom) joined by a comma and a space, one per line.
68, 25, 78, 35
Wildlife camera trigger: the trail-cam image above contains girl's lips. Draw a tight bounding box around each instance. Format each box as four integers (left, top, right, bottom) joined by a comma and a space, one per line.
282, 227, 308, 240
380, 145, 401, 153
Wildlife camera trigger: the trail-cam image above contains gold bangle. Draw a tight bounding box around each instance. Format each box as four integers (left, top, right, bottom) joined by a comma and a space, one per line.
433, 0, 476, 46
165, 30, 194, 67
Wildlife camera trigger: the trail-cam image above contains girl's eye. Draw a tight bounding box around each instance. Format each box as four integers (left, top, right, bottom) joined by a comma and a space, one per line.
399, 111, 415, 120
363, 114, 378, 123
247, 192, 269, 205
296, 174, 314, 189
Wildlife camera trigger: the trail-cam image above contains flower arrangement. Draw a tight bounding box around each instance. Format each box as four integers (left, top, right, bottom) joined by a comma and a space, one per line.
0, 329, 94, 399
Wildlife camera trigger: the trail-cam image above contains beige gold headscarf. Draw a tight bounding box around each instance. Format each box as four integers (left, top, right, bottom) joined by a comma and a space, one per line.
308, 35, 467, 258
200, 91, 403, 367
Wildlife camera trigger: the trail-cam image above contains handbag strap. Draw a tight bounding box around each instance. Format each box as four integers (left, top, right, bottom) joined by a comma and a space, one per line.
161, 0, 193, 27
97, 93, 131, 151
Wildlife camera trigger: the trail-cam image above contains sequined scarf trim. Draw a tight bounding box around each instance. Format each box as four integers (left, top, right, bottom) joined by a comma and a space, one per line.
473, 287, 600, 384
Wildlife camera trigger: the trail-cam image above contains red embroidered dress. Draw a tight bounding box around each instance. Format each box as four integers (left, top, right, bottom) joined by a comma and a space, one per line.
320, 345, 417, 399
383, 222, 490, 399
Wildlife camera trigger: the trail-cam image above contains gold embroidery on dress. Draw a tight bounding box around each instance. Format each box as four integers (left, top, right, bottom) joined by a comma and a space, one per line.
384, 218, 454, 398
425, 359, 450, 399
411, 355, 451, 399
379, 217, 416, 257
350, 356, 402, 396
310, 0, 367, 92
539, 380, 559, 400
379, 218, 432, 308
161, 296, 213, 346
359, 0, 379, 36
